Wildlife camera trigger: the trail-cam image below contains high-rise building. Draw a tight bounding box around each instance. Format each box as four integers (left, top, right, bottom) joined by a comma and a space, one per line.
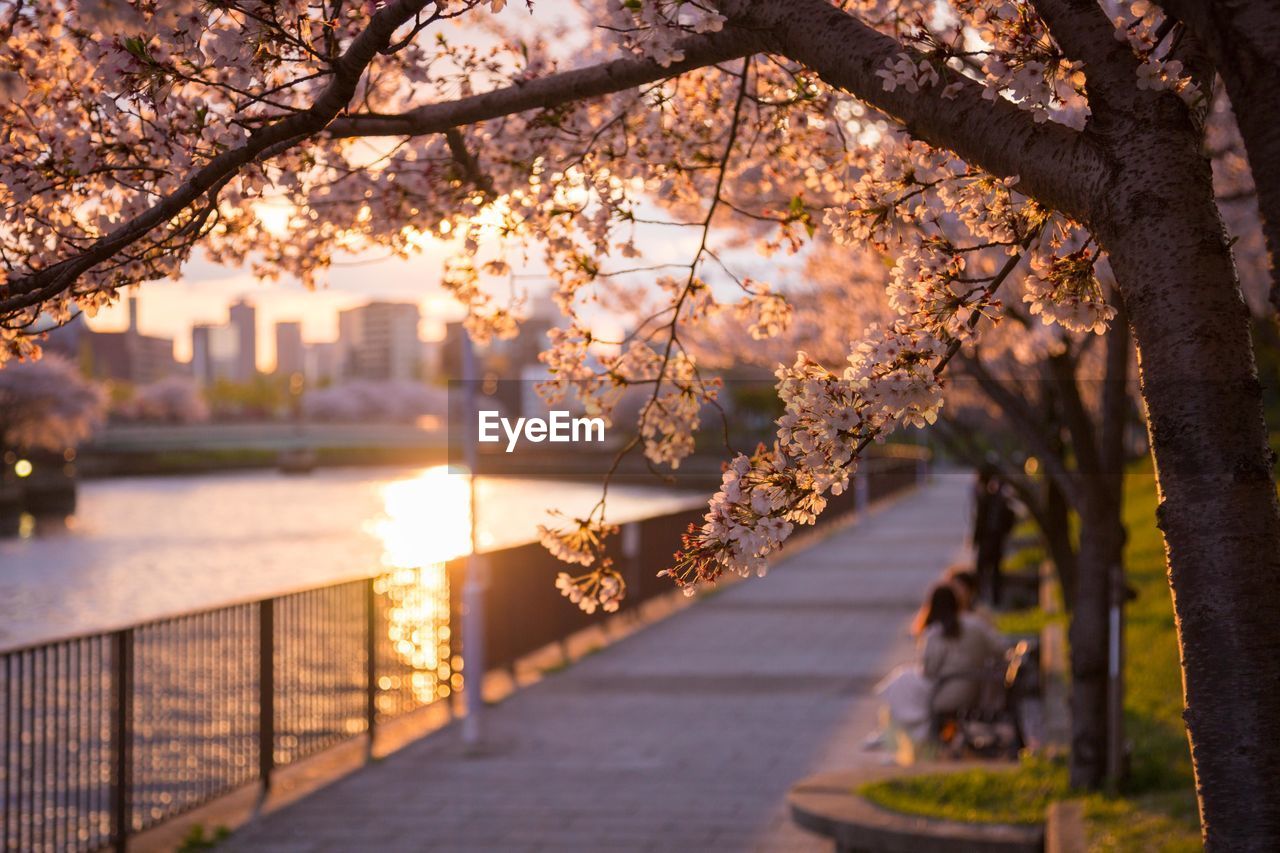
228, 299, 258, 381
274, 321, 305, 377
191, 323, 240, 386
47, 294, 177, 384
303, 341, 344, 385
337, 301, 422, 380
441, 321, 466, 380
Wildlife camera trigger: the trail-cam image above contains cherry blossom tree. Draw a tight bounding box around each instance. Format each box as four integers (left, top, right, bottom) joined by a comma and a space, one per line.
719, 233, 1138, 787
1153, 0, 1280, 309
121, 375, 211, 423
0, 355, 107, 451
2, 0, 1279, 840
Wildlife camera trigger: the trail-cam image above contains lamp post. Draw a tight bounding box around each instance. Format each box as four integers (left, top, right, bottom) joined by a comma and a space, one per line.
460, 332, 488, 751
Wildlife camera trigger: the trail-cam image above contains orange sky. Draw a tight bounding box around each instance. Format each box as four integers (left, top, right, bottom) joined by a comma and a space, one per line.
88, 252, 468, 371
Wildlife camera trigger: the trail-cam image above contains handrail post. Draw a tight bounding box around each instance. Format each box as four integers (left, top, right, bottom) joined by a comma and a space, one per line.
365, 576, 378, 760
460, 331, 488, 752
460, 554, 488, 750
854, 466, 870, 517
258, 599, 274, 803
109, 629, 133, 853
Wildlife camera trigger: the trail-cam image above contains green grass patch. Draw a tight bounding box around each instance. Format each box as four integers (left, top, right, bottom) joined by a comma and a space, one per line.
859, 754, 1070, 825
176, 823, 230, 851
1084, 466, 1199, 849
994, 606, 1061, 637
861, 465, 1201, 850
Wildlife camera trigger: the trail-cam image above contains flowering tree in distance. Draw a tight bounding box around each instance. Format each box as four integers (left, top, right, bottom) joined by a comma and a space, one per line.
716, 235, 1138, 788
121, 375, 211, 423
0, 355, 107, 452
2, 0, 1279, 842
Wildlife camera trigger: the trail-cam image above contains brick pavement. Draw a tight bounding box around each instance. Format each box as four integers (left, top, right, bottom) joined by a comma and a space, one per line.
225, 474, 972, 853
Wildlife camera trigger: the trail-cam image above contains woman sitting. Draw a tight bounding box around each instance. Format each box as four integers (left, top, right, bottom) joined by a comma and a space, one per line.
870, 583, 1007, 760
917, 583, 1007, 716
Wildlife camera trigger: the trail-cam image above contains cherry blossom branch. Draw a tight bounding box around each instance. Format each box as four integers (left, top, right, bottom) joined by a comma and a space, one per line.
0, 0, 437, 316
723, 0, 1104, 222
662, 225, 1042, 595
324, 30, 763, 138
1029, 0, 1144, 113
4, 1, 1110, 329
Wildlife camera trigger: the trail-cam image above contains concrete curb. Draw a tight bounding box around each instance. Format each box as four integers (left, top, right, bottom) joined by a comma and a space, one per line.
788, 766, 1043, 853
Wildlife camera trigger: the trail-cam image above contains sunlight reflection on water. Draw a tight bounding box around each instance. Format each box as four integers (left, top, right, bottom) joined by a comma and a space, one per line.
367, 467, 468, 703
0, 465, 700, 652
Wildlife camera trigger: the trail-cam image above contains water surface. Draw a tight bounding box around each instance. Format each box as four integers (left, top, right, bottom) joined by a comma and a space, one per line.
0, 466, 700, 649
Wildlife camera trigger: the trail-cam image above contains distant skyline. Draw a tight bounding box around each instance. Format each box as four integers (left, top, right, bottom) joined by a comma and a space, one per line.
86, 251, 472, 371
80, 197, 779, 372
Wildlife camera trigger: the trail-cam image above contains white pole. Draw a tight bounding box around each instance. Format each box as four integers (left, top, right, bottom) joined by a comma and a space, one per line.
854, 466, 870, 517
460, 333, 487, 751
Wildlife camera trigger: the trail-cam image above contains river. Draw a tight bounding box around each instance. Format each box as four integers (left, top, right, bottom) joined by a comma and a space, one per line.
0, 466, 701, 650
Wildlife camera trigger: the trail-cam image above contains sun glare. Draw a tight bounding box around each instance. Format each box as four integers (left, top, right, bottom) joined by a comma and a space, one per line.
371, 465, 473, 568
367, 465, 470, 705
253, 201, 294, 238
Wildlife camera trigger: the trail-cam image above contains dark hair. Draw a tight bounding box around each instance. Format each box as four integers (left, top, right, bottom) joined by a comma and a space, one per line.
915, 584, 961, 639
946, 566, 979, 597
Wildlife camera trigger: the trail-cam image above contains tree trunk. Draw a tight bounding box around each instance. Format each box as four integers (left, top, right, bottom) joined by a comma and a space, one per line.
1098, 94, 1280, 847
1155, 0, 1280, 309
1040, 475, 1078, 610
1041, 389, 1079, 612
1057, 313, 1130, 789
1069, 498, 1124, 789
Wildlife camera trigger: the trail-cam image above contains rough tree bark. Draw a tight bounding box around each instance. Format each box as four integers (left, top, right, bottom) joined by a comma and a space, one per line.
1154, 0, 1280, 310
1096, 83, 1280, 850
964, 341, 1128, 788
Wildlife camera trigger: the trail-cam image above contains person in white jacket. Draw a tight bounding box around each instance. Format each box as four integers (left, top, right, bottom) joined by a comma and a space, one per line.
869, 583, 1007, 761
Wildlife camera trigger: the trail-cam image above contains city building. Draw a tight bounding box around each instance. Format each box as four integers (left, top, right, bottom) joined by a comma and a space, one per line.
228, 299, 258, 381
275, 321, 305, 377
189, 298, 260, 386
191, 323, 240, 386
47, 295, 178, 384
303, 341, 344, 386
337, 301, 422, 381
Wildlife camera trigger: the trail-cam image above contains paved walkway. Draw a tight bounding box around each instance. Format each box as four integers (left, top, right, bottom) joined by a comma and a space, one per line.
227, 475, 971, 852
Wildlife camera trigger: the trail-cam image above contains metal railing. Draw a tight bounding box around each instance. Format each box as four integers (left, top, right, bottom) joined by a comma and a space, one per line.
1, 572, 449, 853
1, 452, 924, 851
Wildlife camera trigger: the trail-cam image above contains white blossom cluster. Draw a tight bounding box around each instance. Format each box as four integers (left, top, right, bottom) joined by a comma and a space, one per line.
555, 563, 625, 614
540, 514, 626, 613
1111, 0, 1203, 110
1022, 249, 1116, 335
657, 107, 1069, 594
875, 52, 940, 94
603, 0, 726, 67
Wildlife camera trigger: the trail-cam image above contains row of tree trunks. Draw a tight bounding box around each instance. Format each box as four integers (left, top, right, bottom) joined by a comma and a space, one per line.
1098, 88, 1280, 844
1155, 0, 1280, 309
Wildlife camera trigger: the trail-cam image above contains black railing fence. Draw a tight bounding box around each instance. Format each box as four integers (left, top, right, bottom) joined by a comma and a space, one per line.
1, 452, 924, 851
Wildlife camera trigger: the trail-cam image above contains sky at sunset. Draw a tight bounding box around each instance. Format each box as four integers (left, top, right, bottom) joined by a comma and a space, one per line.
89, 247, 469, 371
85, 213, 717, 372
77, 0, 771, 374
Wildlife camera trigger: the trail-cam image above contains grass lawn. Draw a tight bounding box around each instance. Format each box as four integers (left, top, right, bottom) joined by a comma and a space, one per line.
860, 465, 1202, 851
